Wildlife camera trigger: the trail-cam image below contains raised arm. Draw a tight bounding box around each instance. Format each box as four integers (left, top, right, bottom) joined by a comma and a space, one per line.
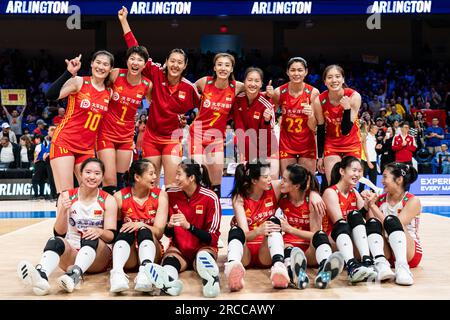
46, 55, 83, 101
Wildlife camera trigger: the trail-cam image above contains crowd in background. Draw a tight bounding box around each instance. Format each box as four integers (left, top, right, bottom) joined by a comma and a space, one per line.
1, 48, 450, 199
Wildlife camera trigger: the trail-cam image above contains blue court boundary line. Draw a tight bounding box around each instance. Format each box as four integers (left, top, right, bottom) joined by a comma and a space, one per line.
1, 207, 449, 219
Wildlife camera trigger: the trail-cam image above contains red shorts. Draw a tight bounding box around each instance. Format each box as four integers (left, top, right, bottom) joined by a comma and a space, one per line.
96, 138, 133, 151
142, 139, 182, 158
190, 139, 224, 156
279, 148, 316, 160
165, 245, 218, 269
324, 144, 362, 159
50, 142, 94, 165
388, 240, 422, 268
246, 241, 268, 268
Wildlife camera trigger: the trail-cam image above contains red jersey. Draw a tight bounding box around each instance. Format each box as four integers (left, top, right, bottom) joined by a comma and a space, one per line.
124, 32, 199, 143
98, 69, 150, 144
238, 185, 278, 244
167, 186, 221, 264
323, 185, 359, 233
278, 194, 311, 246
190, 76, 236, 143
119, 186, 161, 225
52, 76, 110, 154
320, 88, 361, 151
278, 83, 316, 155
392, 134, 417, 163
232, 92, 278, 159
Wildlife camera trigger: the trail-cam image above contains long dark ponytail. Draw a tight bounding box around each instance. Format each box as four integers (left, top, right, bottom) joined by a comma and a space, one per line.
179, 158, 211, 188
330, 156, 361, 186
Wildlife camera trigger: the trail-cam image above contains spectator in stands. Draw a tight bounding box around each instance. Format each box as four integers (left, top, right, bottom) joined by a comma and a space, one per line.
392, 119, 401, 135
31, 134, 49, 199
413, 111, 427, 148
375, 117, 386, 144
2, 122, 17, 144
434, 143, 450, 174
387, 105, 403, 125
44, 125, 57, 200
33, 119, 47, 137
363, 123, 379, 188
378, 107, 387, 121
430, 87, 442, 109
2, 104, 26, 138
368, 94, 381, 115
0, 136, 20, 168
52, 107, 65, 126
392, 122, 417, 165
19, 135, 34, 169
392, 98, 406, 118
425, 117, 444, 156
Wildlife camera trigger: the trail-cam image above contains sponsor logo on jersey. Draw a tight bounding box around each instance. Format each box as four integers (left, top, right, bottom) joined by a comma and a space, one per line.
112, 92, 120, 101
69, 217, 76, 226
245, 208, 252, 216
178, 91, 186, 100
196, 205, 203, 215
351, 202, 357, 207
80, 99, 91, 109
126, 208, 133, 214
149, 210, 156, 216
226, 96, 232, 102
136, 93, 143, 99
253, 111, 261, 119
94, 210, 103, 216
116, 86, 123, 92
203, 99, 211, 108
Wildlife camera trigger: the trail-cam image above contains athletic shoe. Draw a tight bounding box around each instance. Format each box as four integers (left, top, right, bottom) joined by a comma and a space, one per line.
17, 261, 51, 296
57, 265, 82, 293
224, 260, 245, 292
196, 251, 220, 298
109, 269, 129, 293
395, 262, 414, 286
270, 261, 289, 289
143, 263, 183, 296
361, 255, 378, 282
374, 257, 395, 282
289, 247, 309, 289
134, 265, 153, 292
314, 252, 345, 289
346, 258, 369, 283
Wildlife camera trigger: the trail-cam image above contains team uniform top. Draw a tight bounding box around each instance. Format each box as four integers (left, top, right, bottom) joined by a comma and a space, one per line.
52, 76, 110, 154
97, 69, 151, 144
320, 88, 361, 152
119, 186, 161, 225
124, 32, 199, 143
167, 186, 221, 264
232, 92, 278, 159
65, 188, 109, 250
232, 184, 278, 245
322, 185, 358, 234
278, 193, 311, 246
190, 76, 236, 143
278, 83, 316, 157
377, 192, 420, 242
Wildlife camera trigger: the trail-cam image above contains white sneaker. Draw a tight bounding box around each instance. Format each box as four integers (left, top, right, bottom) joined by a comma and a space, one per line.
134, 266, 153, 292
196, 251, 220, 298
395, 262, 414, 286
17, 261, 51, 296
224, 260, 245, 292
289, 247, 309, 289
270, 261, 289, 289
57, 265, 82, 293
374, 257, 395, 282
109, 269, 129, 293
143, 263, 183, 296
315, 252, 345, 289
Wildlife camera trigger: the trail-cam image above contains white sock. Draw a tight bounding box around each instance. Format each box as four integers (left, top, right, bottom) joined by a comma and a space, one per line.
39, 250, 60, 277
315, 243, 332, 265
164, 265, 179, 281
352, 225, 371, 257
336, 234, 355, 263
112, 240, 131, 271
268, 232, 284, 260
227, 239, 244, 262
368, 233, 385, 259
74, 246, 96, 273
139, 240, 156, 265
388, 231, 408, 265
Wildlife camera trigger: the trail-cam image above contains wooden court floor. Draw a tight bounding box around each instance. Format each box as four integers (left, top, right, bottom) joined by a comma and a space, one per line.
1, 198, 450, 300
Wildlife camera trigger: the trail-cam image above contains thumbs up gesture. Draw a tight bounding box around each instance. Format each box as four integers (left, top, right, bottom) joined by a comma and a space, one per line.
265, 80, 274, 98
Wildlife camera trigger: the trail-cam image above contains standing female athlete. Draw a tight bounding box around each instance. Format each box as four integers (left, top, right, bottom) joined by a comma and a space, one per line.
190, 53, 244, 198
266, 57, 319, 174
46, 52, 113, 196
232, 67, 279, 179
97, 46, 152, 195
109, 159, 168, 293
144, 159, 221, 298
119, 7, 199, 187
316, 65, 362, 185
224, 162, 326, 292
278, 164, 344, 289
322, 156, 377, 283
18, 158, 117, 295
363, 162, 421, 285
